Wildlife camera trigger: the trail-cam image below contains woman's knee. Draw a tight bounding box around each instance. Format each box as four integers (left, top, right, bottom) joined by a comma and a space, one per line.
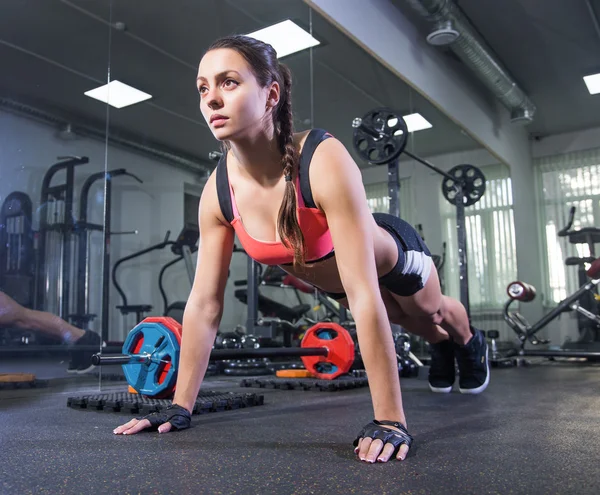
411, 307, 444, 326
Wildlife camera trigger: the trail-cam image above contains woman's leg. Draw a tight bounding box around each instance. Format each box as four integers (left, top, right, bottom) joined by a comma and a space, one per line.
0, 291, 85, 343
386, 267, 489, 395
387, 267, 472, 345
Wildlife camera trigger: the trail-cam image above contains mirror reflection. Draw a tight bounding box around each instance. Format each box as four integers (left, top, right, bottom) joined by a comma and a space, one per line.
0, 0, 112, 383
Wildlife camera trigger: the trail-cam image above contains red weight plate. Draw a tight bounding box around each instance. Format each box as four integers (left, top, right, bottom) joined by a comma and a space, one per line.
300, 322, 354, 380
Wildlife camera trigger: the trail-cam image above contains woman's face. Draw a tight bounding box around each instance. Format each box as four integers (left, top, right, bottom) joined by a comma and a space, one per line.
197, 48, 275, 141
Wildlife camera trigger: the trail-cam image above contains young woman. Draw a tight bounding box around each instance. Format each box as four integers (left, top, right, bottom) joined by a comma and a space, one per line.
113, 35, 489, 464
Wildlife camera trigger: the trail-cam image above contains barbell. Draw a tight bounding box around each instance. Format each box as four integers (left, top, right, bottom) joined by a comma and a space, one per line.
91, 317, 356, 398
352, 108, 486, 206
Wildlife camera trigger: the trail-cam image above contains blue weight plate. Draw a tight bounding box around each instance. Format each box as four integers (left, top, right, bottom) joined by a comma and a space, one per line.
121, 321, 181, 396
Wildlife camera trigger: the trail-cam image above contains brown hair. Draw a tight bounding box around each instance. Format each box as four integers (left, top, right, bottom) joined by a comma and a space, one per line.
206, 35, 305, 266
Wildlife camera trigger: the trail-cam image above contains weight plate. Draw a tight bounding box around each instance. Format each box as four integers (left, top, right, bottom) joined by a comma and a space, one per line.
441, 164, 486, 207
121, 318, 182, 398
353, 108, 408, 165
300, 322, 355, 380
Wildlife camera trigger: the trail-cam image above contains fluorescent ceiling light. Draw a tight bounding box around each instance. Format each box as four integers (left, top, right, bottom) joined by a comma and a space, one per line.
84, 80, 152, 108
583, 73, 600, 95
403, 113, 433, 132
247, 20, 320, 58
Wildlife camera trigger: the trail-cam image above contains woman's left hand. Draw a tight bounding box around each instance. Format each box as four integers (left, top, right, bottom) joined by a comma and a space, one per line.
353, 419, 413, 463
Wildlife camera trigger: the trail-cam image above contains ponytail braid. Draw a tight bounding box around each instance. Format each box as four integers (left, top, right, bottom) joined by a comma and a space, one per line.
275, 63, 305, 266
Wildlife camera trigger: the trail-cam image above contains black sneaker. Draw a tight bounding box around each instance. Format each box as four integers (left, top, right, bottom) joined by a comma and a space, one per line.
428, 338, 456, 393
454, 328, 490, 394
67, 331, 102, 374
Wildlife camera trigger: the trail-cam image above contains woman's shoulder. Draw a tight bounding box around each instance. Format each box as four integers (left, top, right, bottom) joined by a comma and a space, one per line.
294, 128, 341, 156
293, 129, 312, 154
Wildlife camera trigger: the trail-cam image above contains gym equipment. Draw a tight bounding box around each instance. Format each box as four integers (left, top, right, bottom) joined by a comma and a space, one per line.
557, 206, 600, 342
503, 259, 600, 363
111, 224, 199, 327
393, 333, 421, 378
158, 225, 199, 323
352, 107, 408, 166
0, 192, 34, 307
298, 322, 355, 378
485, 330, 515, 368
352, 108, 486, 317
73, 168, 142, 339
67, 390, 264, 415
34, 156, 89, 318
240, 374, 369, 392
440, 165, 486, 207
233, 256, 313, 344
91, 317, 356, 396
263, 266, 354, 326
121, 317, 182, 398
353, 108, 405, 218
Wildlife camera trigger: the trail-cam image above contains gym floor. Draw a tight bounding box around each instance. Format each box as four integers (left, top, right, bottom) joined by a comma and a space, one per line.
2, 361, 600, 495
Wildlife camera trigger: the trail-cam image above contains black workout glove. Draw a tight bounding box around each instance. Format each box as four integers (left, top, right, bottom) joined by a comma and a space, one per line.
137, 404, 192, 431
353, 420, 413, 454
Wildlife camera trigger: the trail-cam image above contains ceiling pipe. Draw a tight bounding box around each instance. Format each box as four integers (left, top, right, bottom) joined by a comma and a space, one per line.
405, 0, 536, 125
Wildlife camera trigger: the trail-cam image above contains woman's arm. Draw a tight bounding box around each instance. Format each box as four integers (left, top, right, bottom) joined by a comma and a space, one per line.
172, 172, 235, 413
310, 138, 406, 425
113, 171, 234, 435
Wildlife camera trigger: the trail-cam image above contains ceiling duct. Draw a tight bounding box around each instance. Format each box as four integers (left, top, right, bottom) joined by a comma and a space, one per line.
405, 0, 536, 125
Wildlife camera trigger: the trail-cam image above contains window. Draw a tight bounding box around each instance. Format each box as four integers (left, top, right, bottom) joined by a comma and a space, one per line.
364, 178, 414, 225
536, 149, 600, 303
440, 164, 517, 311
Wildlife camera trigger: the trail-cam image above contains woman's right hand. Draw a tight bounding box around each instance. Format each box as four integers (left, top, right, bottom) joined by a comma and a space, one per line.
113, 404, 192, 435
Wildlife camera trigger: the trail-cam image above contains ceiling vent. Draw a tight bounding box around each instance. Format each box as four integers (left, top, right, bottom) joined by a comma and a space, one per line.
406, 0, 536, 124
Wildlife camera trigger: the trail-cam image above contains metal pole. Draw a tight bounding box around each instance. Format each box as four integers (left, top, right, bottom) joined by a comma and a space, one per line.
181, 245, 195, 287
101, 174, 112, 342
92, 346, 329, 366
388, 158, 400, 218
455, 189, 470, 318
246, 257, 260, 334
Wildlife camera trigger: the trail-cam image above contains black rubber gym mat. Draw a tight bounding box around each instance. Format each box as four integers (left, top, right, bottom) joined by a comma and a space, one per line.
240, 374, 369, 391
66, 390, 264, 415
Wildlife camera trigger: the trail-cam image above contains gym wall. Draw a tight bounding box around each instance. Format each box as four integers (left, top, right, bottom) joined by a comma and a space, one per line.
1, 109, 234, 339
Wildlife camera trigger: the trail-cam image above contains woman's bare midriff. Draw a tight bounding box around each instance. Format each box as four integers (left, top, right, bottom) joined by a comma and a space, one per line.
278, 221, 399, 294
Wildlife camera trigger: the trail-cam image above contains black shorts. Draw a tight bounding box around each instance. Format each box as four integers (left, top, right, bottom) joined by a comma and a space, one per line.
324, 213, 433, 300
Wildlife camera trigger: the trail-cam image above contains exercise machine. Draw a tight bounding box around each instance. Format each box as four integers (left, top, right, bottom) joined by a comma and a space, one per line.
558, 206, 600, 343
503, 262, 600, 362
0, 192, 34, 307
72, 168, 142, 340
112, 224, 199, 331
34, 156, 89, 318
158, 226, 199, 323
503, 209, 600, 363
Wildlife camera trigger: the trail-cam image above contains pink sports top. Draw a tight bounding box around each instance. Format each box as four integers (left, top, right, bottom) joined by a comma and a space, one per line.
216, 129, 334, 265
